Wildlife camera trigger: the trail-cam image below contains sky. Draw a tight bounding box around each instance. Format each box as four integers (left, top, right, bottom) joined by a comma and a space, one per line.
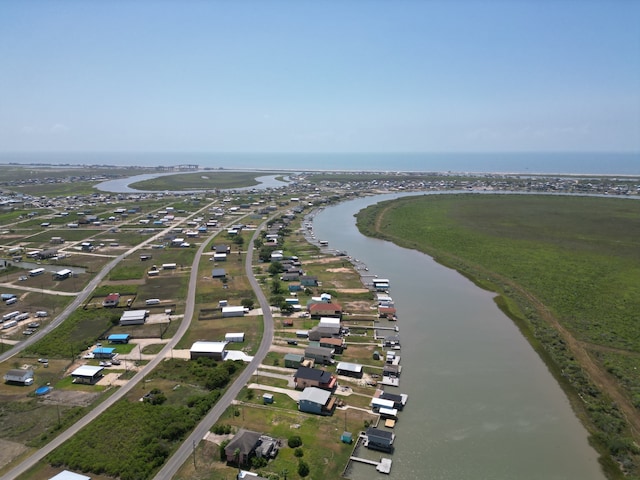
0, 0, 638, 154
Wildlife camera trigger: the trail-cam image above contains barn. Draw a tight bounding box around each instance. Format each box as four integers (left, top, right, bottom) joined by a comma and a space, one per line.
190, 341, 227, 361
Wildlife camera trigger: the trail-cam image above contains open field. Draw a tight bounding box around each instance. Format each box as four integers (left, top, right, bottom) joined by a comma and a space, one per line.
129, 171, 278, 191
357, 193, 640, 478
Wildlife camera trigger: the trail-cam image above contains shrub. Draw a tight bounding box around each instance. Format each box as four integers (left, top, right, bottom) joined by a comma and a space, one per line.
297, 460, 310, 477
288, 435, 302, 448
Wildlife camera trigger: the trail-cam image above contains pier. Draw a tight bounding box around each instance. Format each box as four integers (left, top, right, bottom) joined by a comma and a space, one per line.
349, 456, 392, 474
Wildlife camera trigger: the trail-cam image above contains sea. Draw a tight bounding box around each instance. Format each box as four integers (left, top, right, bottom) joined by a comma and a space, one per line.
1, 152, 639, 176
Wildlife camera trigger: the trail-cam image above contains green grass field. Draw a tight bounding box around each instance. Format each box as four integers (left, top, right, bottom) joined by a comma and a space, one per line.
356, 193, 640, 479
128, 171, 278, 191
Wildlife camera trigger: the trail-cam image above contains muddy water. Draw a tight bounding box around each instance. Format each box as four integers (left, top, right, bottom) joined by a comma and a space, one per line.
312, 194, 605, 480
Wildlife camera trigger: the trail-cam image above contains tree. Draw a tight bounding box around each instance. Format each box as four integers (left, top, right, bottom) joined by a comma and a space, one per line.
241, 298, 255, 310
287, 435, 302, 448
297, 460, 310, 477
219, 439, 230, 461
271, 279, 283, 294
268, 261, 284, 276
280, 303, 295, 315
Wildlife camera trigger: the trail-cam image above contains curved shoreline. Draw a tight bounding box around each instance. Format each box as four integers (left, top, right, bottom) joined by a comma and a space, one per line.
354, 193, 639, 479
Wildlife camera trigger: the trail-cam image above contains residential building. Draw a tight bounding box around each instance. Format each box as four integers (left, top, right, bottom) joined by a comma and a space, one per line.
294, 366, 337, 390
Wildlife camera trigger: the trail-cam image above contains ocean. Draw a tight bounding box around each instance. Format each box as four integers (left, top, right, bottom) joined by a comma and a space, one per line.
0, 152, 639, 176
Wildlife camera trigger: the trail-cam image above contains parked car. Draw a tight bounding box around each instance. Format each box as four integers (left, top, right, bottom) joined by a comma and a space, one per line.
37, 358, 48, 363
27, 322, 40, 329
287, 340, 298, 345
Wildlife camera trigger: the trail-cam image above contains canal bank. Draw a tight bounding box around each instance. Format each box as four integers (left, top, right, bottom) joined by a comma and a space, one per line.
312, 193, 605, 480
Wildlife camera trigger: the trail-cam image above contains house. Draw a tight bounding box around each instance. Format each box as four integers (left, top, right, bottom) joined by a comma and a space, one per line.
364, 427, 395, 452
280, 272, 300, 282
212, 268, 226, 279
308, 302, 342, 318
102, 293, 120, 307
304, 346, 334, 365
284, 353, 305, 369
107, 333, 130, 344
307, 326, 340, 342
336, 362, 364, 379
375, 389, 408, 410
298, 386, 336, 416
224, 430, 279, 466
294, 366, 337, 390
190, 341, 227, 361
71, 365, 104, 384
378, 306, 397, 319
213, 252, 227, 261
212, 244, 231, 254
319, 337, 345, 354
37, 248, 58, 259
224, 429, 262, 465
119, 310, 148, 326
300, 275, 318, 287
383, 363, 401, 378
4, 368, 34, 385
222, 306, 245, 318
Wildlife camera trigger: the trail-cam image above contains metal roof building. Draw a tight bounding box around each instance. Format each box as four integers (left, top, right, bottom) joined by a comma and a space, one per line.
190, 341, 227, 360
49, 471, 91, 480
119, 309, 148, 326
70, 365, 104, 384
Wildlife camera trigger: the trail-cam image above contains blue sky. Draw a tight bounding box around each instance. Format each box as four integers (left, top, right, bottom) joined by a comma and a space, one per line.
0, 0, 638, 153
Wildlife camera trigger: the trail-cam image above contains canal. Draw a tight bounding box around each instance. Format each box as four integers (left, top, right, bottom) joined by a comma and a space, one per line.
312, 193, 605, 480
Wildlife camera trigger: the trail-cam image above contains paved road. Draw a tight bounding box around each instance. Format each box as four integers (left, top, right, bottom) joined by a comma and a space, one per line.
151, 216, 276, 479
0, 202, 221, 480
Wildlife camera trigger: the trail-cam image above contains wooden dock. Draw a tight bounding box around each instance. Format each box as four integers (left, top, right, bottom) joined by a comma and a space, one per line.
349, 456, 392, 474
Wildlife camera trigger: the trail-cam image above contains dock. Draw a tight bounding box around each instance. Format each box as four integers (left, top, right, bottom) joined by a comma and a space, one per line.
349, 456, 392, 474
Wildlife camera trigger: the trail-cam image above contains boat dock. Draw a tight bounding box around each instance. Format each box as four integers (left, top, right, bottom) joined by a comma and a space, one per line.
349, 456, 392, 474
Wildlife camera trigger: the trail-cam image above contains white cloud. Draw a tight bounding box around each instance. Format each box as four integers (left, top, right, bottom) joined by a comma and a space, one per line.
51, 123, 70, 134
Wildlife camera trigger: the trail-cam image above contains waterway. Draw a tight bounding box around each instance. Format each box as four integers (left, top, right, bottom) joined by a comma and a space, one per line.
312, 193, 605, 480
94, 172, 288, 193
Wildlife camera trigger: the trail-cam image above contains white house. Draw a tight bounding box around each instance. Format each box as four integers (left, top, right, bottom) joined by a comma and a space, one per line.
4, 369, 34, 385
